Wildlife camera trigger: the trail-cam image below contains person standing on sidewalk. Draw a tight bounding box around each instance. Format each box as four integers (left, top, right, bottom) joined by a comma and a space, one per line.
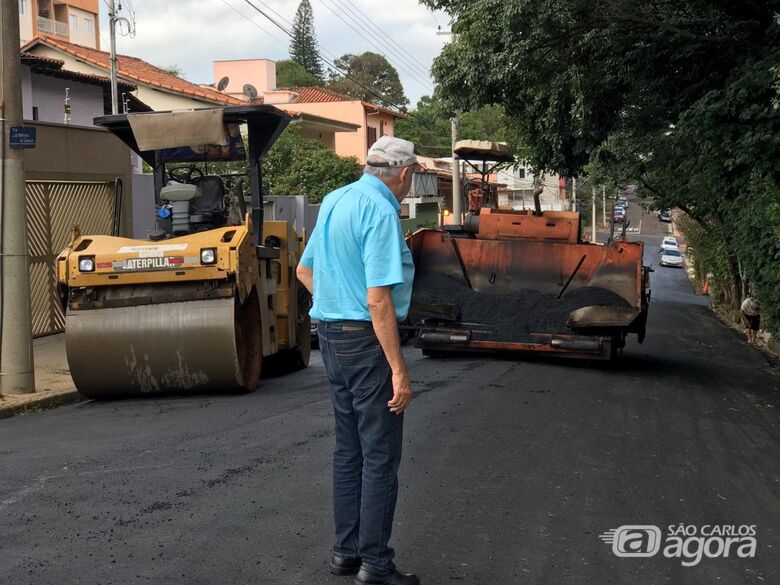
741, 295, 761, 345
296, 136, 419, 585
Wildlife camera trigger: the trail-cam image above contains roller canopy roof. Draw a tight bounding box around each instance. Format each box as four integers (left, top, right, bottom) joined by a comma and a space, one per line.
453, 139, 515, 163
94, 105, 291, 165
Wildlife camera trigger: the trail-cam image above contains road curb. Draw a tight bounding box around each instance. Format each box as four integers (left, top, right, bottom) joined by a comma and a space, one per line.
0, 389, 84, 420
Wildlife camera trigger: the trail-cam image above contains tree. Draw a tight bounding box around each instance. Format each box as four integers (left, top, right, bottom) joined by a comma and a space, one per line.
276, 59, 320, 88
161, 65, 183, 78
264, 128, 361, 203
328, 52, 408, 108
289, 0, 324, 80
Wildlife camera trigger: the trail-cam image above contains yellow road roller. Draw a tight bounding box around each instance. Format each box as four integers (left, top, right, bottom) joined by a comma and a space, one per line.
56, 106, 310, 398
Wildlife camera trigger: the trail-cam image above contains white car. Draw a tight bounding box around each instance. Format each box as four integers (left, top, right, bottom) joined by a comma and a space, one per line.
660, 236, 679, 252
660, 248, 683, 267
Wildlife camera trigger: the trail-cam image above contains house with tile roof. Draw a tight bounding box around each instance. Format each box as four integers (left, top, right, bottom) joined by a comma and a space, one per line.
22, 37, 244, 112
20, 52, 146, 126
212, 59, 405, 163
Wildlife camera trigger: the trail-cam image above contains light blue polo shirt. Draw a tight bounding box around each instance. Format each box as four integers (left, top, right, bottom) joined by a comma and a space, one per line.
299, 173, 415, 321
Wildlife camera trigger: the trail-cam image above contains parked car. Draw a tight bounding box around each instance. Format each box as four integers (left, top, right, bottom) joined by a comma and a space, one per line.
660, 248, 683, 267
659, 209, 672, 222
660, 236, 679, 252
617, 197, 629, 209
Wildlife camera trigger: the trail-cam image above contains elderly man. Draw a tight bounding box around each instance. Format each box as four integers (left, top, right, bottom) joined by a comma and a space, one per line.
296, 136, 419, 585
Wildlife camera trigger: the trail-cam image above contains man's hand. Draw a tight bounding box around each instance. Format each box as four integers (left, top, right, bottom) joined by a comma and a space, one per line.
388, 372, 413, 414
367, 286, 412, 414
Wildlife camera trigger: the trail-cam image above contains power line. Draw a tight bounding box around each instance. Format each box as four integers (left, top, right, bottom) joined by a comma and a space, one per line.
218, 0, 287, 45
316, 0, 433, 90
335, 0, 431, 74
319, 0, 431, 78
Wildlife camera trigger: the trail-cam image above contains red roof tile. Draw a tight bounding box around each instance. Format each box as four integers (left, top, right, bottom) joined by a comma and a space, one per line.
22, 37, 243, 106
280, 86, 405, 118
21, 51, 64, 68
281, 86, 354, 103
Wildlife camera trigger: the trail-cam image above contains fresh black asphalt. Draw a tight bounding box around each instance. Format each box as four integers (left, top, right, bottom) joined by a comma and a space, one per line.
1, 206, 778, 584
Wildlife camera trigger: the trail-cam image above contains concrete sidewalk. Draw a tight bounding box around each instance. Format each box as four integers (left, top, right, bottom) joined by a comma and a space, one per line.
0, 334, 82, 419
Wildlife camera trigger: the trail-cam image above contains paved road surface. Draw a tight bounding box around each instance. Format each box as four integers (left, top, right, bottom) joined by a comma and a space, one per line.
2, 201, 778, 584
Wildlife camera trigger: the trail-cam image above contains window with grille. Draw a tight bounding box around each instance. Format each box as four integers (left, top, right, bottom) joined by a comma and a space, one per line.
367, 127, 377, 150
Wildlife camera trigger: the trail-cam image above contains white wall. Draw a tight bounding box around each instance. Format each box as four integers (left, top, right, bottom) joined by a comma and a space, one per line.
29, 74, 104, 126
21, 66, 33, 120
67, 6, 97, 48
19, 0, 34, 44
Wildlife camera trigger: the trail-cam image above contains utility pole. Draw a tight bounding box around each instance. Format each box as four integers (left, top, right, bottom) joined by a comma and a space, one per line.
591, 187, 596, 243
570, 177, 577, 211
602, 185, 607, 227
451, 116, 462, 225
109, 0, 119, 114
0, 0, 35, 394
608, 189, 616, 242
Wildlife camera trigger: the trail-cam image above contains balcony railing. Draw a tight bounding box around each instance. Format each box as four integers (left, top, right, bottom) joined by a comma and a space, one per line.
37, 16, 68, 36
37, 16, 53, 33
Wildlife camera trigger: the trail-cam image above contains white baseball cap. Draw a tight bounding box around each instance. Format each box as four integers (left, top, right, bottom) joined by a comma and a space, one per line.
366, 136, 417, 167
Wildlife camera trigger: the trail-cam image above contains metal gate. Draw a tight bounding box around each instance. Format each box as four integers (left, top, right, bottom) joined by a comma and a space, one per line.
26, 181, 115, 337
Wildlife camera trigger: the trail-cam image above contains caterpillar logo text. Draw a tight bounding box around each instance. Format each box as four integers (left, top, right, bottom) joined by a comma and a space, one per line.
117, 257, 185, 271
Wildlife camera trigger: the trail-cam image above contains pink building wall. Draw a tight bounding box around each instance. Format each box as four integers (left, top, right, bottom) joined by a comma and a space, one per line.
283, 101, 397, 163
213, 59, 276, 98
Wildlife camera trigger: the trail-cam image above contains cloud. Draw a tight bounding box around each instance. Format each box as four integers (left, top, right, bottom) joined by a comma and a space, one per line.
104, 0, 449, 104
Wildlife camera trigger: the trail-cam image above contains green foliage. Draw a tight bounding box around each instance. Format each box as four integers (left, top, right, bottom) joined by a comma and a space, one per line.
394, 95, 450, 156
427, 0, 780, 334
290, 0, 324, 80
161, 65, 184, 78
395, 94, 509, 157
276, 59, 320, 88
263, 128, 362, 203
327, 52, 408, 108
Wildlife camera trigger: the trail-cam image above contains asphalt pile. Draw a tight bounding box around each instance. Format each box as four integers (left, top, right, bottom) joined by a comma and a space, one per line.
410, 272, 632, 342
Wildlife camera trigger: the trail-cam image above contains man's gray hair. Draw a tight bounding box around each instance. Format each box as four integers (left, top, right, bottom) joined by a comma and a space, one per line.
363, 162, 404, 180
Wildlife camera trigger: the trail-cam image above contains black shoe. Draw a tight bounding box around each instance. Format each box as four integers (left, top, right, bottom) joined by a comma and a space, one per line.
330, 554, 362, 576
354, 566, 420, 585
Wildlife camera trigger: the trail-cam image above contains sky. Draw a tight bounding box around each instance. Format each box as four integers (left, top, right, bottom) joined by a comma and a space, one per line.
101, 0, 451, 106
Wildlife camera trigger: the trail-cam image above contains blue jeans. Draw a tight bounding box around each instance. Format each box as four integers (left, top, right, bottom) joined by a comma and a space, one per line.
318, 322, 404, 574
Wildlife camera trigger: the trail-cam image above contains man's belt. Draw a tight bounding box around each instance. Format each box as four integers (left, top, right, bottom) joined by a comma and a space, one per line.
323, 320, 373, 330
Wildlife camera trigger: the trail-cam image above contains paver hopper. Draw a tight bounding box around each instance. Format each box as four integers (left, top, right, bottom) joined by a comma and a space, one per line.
409, 147, 649, 359
56, 106, 310, 397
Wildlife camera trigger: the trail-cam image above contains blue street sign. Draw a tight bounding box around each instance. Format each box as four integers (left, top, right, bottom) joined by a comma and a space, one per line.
9, 126, 36, 149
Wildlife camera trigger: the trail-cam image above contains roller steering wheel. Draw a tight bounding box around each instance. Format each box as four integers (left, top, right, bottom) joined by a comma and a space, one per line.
168, 165, 204, 184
